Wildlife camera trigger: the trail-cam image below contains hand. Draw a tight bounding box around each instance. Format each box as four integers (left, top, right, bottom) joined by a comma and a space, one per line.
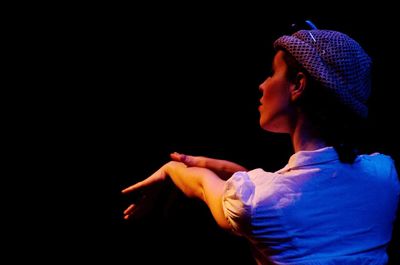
121, 165, 168, 220
170, 152, 247, 180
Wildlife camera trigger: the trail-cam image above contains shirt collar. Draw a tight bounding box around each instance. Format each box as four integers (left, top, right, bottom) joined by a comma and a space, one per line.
277, 146, 339, 173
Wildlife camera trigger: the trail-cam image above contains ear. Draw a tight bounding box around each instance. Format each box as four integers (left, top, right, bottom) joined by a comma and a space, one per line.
290, 71, 307, 101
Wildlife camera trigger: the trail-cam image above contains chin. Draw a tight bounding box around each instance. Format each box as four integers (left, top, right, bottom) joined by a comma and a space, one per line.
262, 126, 284, 133
260, 119, 287, 133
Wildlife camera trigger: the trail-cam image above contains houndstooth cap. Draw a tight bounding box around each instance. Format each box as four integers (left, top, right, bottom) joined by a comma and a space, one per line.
274, 29, 372, 118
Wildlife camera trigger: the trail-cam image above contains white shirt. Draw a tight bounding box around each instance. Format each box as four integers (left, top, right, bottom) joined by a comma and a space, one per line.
222, 147, 400, 265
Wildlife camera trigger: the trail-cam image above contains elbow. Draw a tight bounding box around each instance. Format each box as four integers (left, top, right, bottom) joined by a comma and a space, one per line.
216, 218, 232, 231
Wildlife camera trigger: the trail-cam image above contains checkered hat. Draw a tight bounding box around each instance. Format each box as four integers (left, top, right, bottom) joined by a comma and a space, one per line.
274, 30, 372, 118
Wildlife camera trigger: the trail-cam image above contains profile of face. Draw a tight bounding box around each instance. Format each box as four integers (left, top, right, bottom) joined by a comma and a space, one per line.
258, 50, 297, 134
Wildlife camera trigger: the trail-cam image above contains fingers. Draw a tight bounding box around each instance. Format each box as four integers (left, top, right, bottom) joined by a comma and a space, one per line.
123, 202, 148, 220
121, 167, 167, 194
170, 152, 200, 167
123, 203, 136, 215
121, 182, 142, 194
121, 165, 169, 221
123, 190, 158, 220
170, 152, 188, 163
123, 203, 136, 219
122, 179, 149, 193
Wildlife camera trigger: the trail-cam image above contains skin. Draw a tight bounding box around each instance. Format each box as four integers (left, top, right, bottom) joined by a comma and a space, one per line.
259, 50, 327, 152
122, 50, 327, 228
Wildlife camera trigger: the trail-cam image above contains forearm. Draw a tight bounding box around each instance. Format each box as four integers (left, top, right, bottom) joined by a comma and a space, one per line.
170, 152, 247, 180
163, 161, 230, 229
164, 161, 219, 200
212, 159, 247, 180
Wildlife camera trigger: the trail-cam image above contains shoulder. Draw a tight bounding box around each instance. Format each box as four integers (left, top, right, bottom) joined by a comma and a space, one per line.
357, 152, 400, 190
222, 168, 293, 212
222, 169, 281, 233
224, 171, 255, 206
358, 152, 397, 175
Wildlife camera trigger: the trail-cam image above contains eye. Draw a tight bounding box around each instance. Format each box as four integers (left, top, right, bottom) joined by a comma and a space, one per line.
268, 69, 275, 77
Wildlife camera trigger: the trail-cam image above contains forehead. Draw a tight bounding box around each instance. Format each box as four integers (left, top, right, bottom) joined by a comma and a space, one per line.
272, 50, 288, 69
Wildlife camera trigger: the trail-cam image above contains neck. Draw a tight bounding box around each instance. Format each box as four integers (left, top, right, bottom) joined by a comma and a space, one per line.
290, 114, 327, 153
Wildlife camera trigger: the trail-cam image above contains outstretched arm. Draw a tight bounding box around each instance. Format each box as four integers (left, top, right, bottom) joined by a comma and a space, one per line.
170, 152, 247, 180
122, 161, 231, 230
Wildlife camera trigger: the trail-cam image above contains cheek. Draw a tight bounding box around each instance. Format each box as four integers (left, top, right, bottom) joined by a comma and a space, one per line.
260, 81, 292, 133
264, 80, 290, 106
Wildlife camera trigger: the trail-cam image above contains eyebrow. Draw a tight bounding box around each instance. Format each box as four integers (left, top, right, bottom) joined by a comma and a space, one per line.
272, 55, 279, 70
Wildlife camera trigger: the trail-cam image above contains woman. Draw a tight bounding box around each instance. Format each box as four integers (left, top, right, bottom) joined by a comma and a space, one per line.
122, 28, 399, 264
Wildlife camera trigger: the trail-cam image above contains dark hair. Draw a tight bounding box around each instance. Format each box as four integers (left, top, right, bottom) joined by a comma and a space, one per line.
281, 50, 366, 163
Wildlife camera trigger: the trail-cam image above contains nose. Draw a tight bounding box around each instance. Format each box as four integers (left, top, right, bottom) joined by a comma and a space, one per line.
259, 77, 268, 92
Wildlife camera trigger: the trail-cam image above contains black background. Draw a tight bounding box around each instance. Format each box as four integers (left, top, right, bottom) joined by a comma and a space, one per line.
20, 3, 399, 264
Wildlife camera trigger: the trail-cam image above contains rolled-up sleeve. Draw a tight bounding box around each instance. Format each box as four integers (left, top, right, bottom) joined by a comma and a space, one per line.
222, 171, 255, 235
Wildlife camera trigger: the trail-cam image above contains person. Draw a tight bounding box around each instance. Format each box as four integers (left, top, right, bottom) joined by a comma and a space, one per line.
121, 23, 400, 264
